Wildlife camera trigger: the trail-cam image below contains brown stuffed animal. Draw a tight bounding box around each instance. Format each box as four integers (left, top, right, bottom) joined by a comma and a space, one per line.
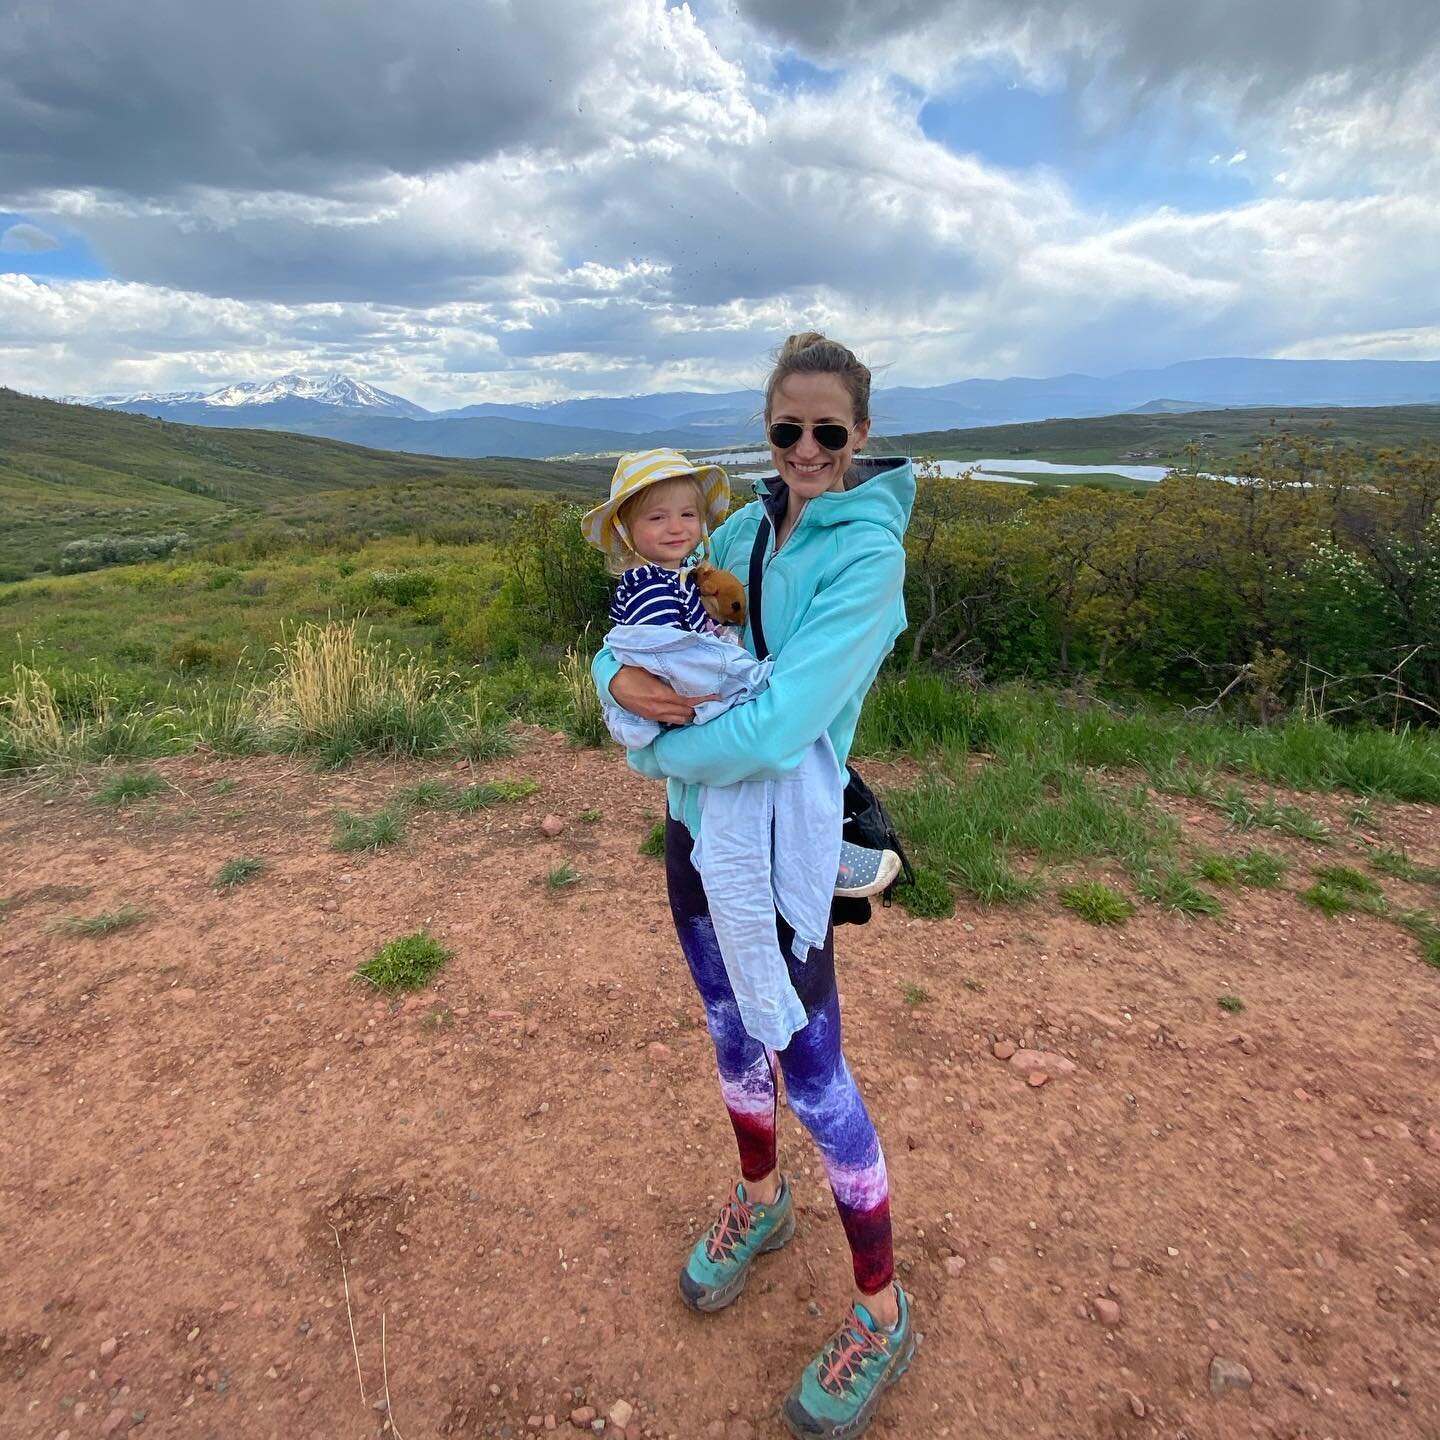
689, 562, 747, 627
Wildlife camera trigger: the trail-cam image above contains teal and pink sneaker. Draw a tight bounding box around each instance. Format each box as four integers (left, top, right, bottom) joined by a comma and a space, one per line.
678, 1178, 796, 1313
781, 1287, 916, 1438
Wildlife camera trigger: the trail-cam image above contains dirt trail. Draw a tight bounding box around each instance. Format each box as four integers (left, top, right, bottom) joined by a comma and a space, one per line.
1, 733, 1438, 1440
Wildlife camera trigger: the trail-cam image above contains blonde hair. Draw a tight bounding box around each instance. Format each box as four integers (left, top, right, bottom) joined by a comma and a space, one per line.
764, 331, 872, 427
609, 472, 708, 575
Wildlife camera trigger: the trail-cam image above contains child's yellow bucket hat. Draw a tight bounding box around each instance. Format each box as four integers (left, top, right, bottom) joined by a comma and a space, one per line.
581, 448, 730, 561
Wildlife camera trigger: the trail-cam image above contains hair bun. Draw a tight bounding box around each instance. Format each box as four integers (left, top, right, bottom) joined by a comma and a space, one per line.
779, 331, 829, 360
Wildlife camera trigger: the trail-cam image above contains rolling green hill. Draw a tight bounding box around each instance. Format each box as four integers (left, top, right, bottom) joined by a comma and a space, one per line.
0, 389, 611, 576
878, 402, 1440, 465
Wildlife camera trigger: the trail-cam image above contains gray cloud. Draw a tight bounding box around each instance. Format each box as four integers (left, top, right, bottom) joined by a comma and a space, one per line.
0, 221, 60, 252
734, 0, 1440, 107
0, 0, 629, 199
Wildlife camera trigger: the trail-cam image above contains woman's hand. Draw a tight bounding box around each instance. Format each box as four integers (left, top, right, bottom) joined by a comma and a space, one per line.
609, 665, 717, 726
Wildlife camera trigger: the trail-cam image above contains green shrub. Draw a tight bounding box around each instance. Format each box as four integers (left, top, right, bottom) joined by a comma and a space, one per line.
1234, 848, 1289, 887
1311, 864, 1381, 897
1301, 882, 1354, 917
1193, 854, 1240, 887
1217, 994, 1245, 1013
639, 821, 666, 857
1138, 869, 1224, 918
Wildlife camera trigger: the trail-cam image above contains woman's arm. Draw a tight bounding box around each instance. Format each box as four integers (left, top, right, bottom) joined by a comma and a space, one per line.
649, 530, 904, 788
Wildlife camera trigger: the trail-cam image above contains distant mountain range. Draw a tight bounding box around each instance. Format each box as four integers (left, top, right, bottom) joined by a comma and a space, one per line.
67, 358, 1440, 460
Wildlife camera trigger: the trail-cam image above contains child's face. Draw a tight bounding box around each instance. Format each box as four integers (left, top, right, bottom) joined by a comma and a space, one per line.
626, 480, 703, 568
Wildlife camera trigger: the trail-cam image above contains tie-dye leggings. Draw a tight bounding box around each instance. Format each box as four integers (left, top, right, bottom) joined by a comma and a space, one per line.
665, 815, 894, 1295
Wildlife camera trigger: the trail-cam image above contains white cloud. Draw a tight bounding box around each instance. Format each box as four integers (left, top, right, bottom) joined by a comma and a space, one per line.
0, 221, 61, 253
1, 0, 1437, 400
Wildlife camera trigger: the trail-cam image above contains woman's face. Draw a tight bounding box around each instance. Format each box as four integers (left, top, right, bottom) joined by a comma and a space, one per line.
767, 372, 871, 501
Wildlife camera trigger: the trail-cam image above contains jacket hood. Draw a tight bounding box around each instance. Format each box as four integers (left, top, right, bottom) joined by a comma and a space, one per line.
755, 455, 914, 542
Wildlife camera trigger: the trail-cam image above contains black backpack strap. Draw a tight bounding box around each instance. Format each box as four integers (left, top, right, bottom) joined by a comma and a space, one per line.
747, 513, 772, 661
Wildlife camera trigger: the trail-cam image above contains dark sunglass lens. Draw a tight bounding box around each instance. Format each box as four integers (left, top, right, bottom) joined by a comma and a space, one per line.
768, 422, 803, 449
813, 424, 850, 451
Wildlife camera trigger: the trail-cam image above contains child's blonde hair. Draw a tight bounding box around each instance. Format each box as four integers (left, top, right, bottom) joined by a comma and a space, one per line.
608, 472, 710, 576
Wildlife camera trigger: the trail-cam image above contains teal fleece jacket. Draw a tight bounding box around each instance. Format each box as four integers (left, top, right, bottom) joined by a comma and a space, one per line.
591, 455, 914, 837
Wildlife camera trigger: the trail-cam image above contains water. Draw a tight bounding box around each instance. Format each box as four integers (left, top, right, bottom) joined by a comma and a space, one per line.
695, 451, 1241, 486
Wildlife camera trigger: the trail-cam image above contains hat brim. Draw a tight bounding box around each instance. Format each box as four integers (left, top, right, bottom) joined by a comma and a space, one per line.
582, 462, 730, 560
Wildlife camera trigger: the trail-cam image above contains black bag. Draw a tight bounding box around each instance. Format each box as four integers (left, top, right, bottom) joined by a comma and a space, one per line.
747, 515, 915, 926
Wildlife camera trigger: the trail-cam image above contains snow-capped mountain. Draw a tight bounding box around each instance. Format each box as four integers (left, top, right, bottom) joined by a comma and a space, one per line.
83, 372, 430, 419
76, 388, 208, 406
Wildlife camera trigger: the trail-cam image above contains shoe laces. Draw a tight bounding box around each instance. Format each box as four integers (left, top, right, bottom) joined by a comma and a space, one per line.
817, 1304, 890, 1398
704, 1183, 754, 1264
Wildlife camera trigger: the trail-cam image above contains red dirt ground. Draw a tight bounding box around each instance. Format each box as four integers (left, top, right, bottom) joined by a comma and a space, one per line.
2, 732, 1438, 1440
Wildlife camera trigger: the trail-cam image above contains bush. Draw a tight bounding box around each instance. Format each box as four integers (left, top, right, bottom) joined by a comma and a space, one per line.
355, 931, 453, 992
58, 531, 191, 574
1058, 881, 1134, 925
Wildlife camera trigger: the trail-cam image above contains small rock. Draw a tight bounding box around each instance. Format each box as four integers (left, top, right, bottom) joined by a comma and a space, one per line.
992, 1040, 1016, 1060
1127, 1393, 1146, 1418
169, 988, 197, 1003
943, 1255, 966, 1278
1008, 1049, 1077, 1076
528, 1416, 544, 1430
488, 1009, 521, 1022
100, 1409, 128, 1437
1110, 1252, 1132, 1270
1209, 1356, 1253, 1395
525, 1019, 541, 1038
1027, 1071, 1049, 1088
570, 1407, 597, 1428
218, 1300, 238, 1313
297, 1387, 315, 1406
726, 1421, 755, 1440
320, 899, 338, 913
1423, 1127, 1440, 1157
1094, 1297, 1121, 1326
99, 1338, 119, 1361
1293, 1087, 1311, 1102
608, 1399, 634, 1429
646, 1042, 671, 1062
541, 814, 566, 838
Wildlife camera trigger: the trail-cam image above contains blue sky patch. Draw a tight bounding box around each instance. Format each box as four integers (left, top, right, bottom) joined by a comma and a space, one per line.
0, 214, 110, 280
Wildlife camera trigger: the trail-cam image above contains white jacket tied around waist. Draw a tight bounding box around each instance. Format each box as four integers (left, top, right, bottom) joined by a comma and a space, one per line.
602, 623, 843, 1049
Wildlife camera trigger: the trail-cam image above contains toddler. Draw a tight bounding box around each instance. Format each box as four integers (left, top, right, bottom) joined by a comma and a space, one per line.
583, 449, 900, 1047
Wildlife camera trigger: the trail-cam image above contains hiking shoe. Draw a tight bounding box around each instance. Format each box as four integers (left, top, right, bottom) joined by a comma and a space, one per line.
835, 843, 902, 899
781, 1287, 915, 1439
678, 1178, 795, 1313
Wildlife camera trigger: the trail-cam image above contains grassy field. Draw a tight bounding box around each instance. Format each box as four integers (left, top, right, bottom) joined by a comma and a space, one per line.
878, 402, 1440, 466
0, 389, 610, 575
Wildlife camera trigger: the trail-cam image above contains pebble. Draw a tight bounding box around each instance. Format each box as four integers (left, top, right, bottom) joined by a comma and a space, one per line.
991, 1040, 1016, 1060
1127, 1393, 1146, 1418
169, 988, 197, 1002
99, 1338, 119, 1361
1209, 1356, 1253, 1395
1093, 1297, 1121, 1326
943, 1255, 967, 1278
1027, 1072, 1049, 1088
646, 1042, 672, 1062
1424, 1127, 1440, 1157
1110, 1253, 1132, 1270
100, 1409, 128, 1437
1008, 1049, 1077, 1077
541, 814, 566, 837
727, 1421, 755, 1440
608, 1399, 635, 1429
570, 1406, 597, 1427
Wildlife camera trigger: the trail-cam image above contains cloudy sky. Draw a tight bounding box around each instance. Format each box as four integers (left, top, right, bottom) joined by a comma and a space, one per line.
3, 0, 1438, 406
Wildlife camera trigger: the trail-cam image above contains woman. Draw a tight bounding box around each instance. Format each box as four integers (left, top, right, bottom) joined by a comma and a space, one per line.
593, 332, 915, 1438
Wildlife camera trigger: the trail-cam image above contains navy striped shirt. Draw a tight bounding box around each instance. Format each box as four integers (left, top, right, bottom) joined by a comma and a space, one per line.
611, 564, 709, 631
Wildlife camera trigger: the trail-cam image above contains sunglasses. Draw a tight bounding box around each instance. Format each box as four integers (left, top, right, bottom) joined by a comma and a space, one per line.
767, 421, 851, 452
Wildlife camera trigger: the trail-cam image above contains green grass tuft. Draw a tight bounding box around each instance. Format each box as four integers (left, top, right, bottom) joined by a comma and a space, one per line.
544, 860, 579, 891
332, 807, 406, 853
901, 981, 931, 1006
1365, 846, 1440, 886
61, 903, 144, 936
94, 768, 169, 806
1393, 910, 1440, 968
639, 822, 666, 858
491, 778, 538, 801
1301, 881, 1354, 917
355, 931, 453, 992
894, 867, 956, 919
1192, 853, 1240, 887
1311, 864, 1382, 897
1058, 880, 1134, 925
213, 856, 266, 891
1218, 786, 1330, 843
1138, 868, 1225, 918
394, 778, 451, 811
1217, 993, 1245, 1013
1233, 848, 1290, 887
579, 808, 602, 823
